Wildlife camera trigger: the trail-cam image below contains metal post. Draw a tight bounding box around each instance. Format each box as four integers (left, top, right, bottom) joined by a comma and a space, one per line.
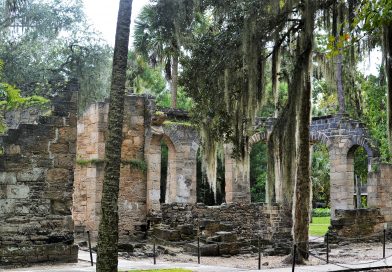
326, 232, 329, 264
292, 244, 296, 272
383, 229, 386, 259
153, 242, 156, 264
87, 231, 93, 266
258, 235, 261, 270
197, 236, 201, 264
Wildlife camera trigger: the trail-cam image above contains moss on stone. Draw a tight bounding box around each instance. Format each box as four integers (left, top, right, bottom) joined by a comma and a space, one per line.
163, 120, 194, 127
121, 159, 147, 173
76, 158, 105, 166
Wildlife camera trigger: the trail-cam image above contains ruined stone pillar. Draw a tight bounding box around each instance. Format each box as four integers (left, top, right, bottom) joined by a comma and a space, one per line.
329, 138, 355, 219
146, 134, 163, 213
368, 163, 392, 224
224, 143, 251, 203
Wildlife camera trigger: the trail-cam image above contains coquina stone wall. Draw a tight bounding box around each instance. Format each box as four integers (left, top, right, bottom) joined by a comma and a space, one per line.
0, 82, 78, 266
73, 95, 149, 243
73, 95, 392, 248
159, 203, 292, 254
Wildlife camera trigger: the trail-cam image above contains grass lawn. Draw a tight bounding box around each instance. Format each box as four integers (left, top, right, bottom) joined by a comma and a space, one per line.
127, 269, 192, 272
309, 216, 330, 236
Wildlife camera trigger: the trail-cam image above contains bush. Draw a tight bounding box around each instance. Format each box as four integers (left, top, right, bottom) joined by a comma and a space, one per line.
312, 208, 330, 217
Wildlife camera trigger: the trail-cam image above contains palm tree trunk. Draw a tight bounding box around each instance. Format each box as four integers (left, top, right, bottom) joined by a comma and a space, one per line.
96, 0, 133, 271
171, 54, 178, 108
384, 23, 392, 154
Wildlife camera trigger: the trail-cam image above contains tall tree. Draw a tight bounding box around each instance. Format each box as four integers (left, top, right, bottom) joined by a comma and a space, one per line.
134, 0, 195, 108
96, 0, 133, 271
357, 0, 392, 153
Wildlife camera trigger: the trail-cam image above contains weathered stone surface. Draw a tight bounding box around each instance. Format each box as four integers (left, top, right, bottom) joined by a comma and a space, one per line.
185, 242, 219, 256
0, 82, 78, 266
156, 203, 292, 256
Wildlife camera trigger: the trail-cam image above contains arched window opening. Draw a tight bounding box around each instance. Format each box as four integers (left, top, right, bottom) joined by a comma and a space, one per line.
250, 142, 268, 203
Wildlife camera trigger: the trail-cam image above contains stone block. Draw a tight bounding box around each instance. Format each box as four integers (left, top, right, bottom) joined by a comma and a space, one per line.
184, 242, 219, 256
7, 185, 30, 199
0, 172, 17, 185
17, 168, 45, 182
46, 168, 70, 182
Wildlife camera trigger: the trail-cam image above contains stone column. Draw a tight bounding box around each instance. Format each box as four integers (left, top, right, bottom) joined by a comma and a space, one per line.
329, 138, 355, 219
224, 143, 251, 203
368, 164, 392, 223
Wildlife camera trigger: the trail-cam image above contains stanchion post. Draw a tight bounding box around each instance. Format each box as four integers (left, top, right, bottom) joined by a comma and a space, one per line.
153, 241, 157, 264
383, 228, 386, 259
197, 236, 201, 264
87, 230, 93, 266
292, 244, 296, 272
258, 235, 261, 270
326, 232, 329, 264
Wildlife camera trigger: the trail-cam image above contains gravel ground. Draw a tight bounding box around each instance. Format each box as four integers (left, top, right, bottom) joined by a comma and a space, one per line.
112, 241, 392, 271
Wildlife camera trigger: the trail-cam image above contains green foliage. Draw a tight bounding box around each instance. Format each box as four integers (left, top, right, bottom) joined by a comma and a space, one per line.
127, 52, 166, 95
163, 120, 193, 127
0, 0, 112, 111
354, 146, 368, 183
0, 83, 49, 110
311, 143, 330, 206
0, 59, 49, 133
250, 142, 267, 202
76, 158, 105, 166
312, 208, 331, 217
357, 0, 392, 31
155, 87, 193, 110
361, 74, 390, 161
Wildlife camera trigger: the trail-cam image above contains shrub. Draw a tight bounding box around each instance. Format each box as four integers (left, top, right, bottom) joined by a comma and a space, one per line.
312, 208, 330, 217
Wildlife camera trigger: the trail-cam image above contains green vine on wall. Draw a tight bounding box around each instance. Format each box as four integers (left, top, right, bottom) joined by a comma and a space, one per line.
121, 159, 147, 173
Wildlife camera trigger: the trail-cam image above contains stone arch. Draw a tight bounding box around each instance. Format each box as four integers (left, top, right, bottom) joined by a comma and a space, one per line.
248, 131, 268, 148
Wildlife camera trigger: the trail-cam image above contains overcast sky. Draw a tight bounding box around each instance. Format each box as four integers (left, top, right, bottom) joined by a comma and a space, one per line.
83, 0, 149, 46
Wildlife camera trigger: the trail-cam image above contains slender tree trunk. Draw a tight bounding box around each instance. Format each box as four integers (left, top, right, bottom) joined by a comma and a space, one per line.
171, 54, 178, 108
96, 0, 132, 271
336, 53, 345, 113
384, 23, 392, 153
272, 44, 281, 118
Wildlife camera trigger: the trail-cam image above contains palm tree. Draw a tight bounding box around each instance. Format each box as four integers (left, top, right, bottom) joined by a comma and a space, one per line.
133, 0, 194, 108
96, 0, 133, 271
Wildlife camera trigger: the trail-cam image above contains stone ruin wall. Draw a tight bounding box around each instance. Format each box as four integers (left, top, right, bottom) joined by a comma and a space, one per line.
159, 203, 292, 255
74, 96, 392, 245
2, 89, 392, 266
73, 95, 149, 244
368, 163, 392, 225
0, 82, 78, 266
